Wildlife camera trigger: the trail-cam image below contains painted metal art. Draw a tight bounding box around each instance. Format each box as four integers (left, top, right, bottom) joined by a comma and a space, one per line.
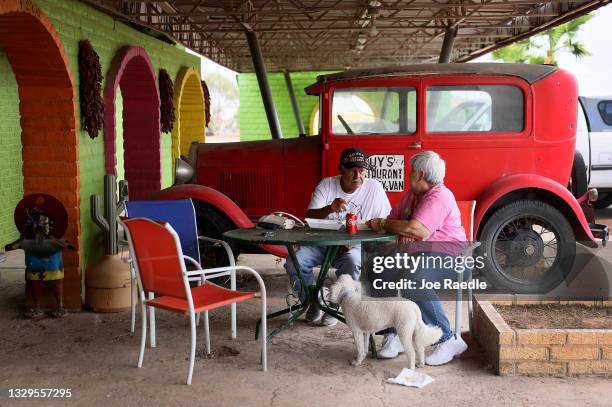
4, 194, 73, 318
91, 174, 129, 256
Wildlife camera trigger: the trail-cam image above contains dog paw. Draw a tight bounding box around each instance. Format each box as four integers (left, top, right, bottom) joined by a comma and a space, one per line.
416, 362, 425, 368
351, 359, 362, 367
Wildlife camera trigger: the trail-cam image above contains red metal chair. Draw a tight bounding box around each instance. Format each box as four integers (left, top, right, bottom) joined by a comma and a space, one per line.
455, 200, 480, 337
119, 217, 267, 385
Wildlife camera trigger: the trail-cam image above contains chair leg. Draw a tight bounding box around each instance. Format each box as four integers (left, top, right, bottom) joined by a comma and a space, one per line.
187, 311, 196, 385
455, 271, 463, 339
231, 269, 237, 339
196, 278, 203, 327
137, 297, 147, 368
130, 267, 136, 335
468, 288, 473, 336
204, 310, 211, 355
261, 296, 267, 371
147, 292, 156, 348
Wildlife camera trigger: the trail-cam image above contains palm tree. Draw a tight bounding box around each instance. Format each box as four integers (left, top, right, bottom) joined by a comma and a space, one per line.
492, 15, 592, 65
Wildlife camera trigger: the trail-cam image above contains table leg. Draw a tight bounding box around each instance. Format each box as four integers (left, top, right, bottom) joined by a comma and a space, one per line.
314, 246, 345, 323
256, 244, 379, 359
314, 246, 378, 358
255, 245, 313, 341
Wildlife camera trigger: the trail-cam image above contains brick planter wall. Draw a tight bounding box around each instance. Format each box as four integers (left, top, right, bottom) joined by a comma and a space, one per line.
473, 297, 612, 376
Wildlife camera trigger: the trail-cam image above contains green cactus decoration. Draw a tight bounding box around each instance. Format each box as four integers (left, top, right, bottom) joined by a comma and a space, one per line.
91, 174, 129, 255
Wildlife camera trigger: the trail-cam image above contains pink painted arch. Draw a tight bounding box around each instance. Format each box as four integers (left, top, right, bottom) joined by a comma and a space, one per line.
104, 46, 161, 200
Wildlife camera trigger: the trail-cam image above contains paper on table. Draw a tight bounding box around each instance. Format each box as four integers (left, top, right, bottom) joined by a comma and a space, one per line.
356, 222, 370, 231
386, 368, 433, 388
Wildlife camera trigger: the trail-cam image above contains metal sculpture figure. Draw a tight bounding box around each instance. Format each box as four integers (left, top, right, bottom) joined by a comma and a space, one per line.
4, 194, 73, 318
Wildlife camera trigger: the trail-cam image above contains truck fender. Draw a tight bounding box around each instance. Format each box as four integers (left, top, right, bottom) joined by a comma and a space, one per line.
475, 174, 595, 242
152, 184, 288, 258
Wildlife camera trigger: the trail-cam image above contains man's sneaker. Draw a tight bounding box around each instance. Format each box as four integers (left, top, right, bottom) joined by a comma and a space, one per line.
425, 336, 468, 366
305, 302, 323, 323
378, 333, 404, 359
321, 312, 338, 327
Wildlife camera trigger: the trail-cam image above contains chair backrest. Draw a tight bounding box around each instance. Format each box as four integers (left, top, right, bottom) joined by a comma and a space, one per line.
125, 199, 200, 261
121, 217, 188, 299
457, 200, 476, 241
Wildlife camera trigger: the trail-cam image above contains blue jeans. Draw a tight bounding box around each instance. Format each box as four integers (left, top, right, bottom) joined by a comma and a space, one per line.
380, 253, 468, 343
284, 245, 361, 303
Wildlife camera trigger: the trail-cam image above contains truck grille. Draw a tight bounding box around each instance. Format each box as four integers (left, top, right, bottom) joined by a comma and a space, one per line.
219, 170, 281, 215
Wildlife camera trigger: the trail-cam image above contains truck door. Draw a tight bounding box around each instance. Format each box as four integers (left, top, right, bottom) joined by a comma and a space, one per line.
420, 76, 532, 201
324, 80, 421, 207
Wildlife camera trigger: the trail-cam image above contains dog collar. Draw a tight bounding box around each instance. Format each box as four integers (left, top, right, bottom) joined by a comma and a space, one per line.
337, 288, 354, 304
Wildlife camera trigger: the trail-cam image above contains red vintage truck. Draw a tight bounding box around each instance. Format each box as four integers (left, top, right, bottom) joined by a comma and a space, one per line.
156, 63, 608, 293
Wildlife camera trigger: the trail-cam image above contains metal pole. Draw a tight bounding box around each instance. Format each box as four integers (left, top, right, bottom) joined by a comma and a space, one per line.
438, 26, 458, 63
245, 29, 283, 139
283, 70, 306, 137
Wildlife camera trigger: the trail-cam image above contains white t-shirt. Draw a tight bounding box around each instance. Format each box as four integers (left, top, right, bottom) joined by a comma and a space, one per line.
308, 176, 391, 222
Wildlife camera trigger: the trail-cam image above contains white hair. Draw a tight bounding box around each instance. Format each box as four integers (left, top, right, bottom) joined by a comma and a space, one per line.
410, 151, 445, 185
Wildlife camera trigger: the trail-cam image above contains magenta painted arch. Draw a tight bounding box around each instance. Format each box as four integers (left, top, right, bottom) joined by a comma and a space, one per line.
104, 46, 161, 200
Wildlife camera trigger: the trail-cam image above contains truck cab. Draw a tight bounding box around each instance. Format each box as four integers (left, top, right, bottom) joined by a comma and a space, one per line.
158, 63, 608, 294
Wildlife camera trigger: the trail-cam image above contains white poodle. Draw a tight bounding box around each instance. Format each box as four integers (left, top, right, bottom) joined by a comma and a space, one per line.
328, 274, 442, 368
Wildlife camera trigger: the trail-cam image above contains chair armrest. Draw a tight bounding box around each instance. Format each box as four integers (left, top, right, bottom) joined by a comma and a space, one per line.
198, 236, 236, 267
183, 255, 203, 270
186, 266, 267, 297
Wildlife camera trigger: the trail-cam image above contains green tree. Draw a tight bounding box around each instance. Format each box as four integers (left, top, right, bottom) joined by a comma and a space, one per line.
492, 14, 592, 65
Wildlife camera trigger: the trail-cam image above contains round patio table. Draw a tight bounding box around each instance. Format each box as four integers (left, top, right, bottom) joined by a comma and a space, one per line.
223, 227, 397, 343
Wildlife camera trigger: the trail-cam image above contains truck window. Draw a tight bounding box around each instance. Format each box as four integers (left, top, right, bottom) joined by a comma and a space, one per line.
331, 87, 416, 135
597, 101, 612, 126
426, 85, 524, 133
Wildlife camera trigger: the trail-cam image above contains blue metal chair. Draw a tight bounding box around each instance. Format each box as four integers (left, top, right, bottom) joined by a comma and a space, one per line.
124, 199, 238, 346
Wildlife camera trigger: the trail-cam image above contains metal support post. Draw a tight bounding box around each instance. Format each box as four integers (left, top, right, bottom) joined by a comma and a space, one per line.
245, 29, 283, 139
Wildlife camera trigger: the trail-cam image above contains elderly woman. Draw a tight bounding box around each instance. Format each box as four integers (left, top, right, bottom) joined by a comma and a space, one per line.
367, 151, 468, 366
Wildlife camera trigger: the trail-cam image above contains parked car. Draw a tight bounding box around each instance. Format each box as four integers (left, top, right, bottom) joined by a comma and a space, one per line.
157, 63, 608, 294
574, 95, 612, 208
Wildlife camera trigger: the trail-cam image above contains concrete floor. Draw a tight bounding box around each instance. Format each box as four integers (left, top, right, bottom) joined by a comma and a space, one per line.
1, 209, 611, 406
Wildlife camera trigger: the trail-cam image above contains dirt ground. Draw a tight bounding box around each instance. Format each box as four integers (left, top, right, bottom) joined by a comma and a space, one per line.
1, 246, 611, 407
496, 304, 612, 329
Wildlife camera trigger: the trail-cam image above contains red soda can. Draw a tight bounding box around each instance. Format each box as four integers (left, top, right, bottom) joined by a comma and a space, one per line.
346, 212, 358, 234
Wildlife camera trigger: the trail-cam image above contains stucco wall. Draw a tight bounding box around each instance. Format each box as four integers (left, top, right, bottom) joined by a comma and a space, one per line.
0, 49, 22, 246
0, 0, 200, 277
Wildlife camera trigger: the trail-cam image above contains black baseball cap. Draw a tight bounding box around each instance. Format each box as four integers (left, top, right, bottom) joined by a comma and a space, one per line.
340, 147, 370, 169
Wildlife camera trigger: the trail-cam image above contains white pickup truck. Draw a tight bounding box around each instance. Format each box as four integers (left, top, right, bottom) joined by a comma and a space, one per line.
575, 95, 612, 208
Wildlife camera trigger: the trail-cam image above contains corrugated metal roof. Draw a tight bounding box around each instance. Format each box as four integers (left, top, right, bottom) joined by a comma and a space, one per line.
81, 0, 609, 72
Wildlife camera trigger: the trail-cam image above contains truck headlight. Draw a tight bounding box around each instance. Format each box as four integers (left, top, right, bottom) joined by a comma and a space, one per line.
174, 157, 194, 185
588, 188, 599, 202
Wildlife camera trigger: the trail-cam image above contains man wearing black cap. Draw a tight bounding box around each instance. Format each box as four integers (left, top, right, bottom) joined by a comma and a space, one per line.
284, 147, 391, 326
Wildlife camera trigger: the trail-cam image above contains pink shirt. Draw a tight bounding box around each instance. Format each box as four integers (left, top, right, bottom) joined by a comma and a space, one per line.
389, 184, 467, 256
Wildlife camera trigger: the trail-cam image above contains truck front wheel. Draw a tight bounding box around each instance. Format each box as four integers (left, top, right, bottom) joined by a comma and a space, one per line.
193, 201, 237, 269
478, 200, 575, 293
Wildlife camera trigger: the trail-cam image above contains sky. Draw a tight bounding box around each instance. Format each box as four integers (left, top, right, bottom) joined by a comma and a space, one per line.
555, 3, 612, 96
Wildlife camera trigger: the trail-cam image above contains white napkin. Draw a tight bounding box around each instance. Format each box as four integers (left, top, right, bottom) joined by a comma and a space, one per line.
386, 368, 434, 388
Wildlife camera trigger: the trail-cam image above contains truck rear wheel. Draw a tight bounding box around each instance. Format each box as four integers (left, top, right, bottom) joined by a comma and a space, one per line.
478, 200, 575, 293
193, 201, 237, 269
